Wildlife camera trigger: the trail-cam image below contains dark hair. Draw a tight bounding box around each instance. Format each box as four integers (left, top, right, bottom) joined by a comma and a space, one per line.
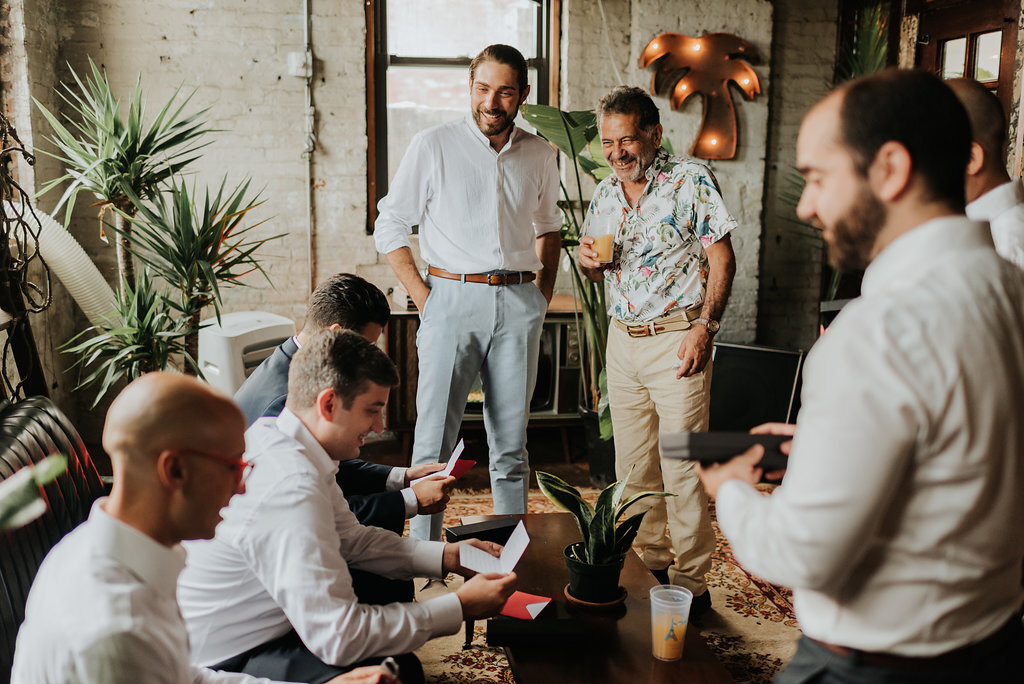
287, 329, 399, 411
947, 77, 1007, 165
470, 44, 528, 94
303, 273, 390, 335
597, 86, 661, 133
837, 69, 971, 211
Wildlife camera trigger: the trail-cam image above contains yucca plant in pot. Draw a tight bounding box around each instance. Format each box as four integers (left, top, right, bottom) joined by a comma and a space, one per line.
33, 57, 211, 293
537, 468, 673, 605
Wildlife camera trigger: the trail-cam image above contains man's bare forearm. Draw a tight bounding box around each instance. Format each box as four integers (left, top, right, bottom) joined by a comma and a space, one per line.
701, 235, 736, 321
384, 247, 431, 312
535, 232, 561, 302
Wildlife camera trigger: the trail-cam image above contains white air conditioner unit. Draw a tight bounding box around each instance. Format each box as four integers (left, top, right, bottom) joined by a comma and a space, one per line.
198, 311, 295, 395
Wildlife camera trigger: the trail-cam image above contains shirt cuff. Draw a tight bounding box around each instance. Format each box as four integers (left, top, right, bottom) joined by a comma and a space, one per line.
401, 487, 418, 519
386, 467, 407, 491
374, 231, 413, 256
715, 479, 761, 537
410, 539, 449, 578
424, 592, 466, 637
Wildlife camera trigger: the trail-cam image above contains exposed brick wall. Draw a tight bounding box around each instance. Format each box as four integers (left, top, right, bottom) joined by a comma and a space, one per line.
562, 0, 771, 344
756, 0, 838, 352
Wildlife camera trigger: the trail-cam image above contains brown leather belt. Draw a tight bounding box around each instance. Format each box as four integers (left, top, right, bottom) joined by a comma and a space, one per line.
810, 615, 1021, 670
613, 308, 702, 338
427, 266, 536, 286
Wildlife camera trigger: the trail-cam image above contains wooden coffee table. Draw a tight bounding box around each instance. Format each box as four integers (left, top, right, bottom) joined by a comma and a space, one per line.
462, 512, 733, 683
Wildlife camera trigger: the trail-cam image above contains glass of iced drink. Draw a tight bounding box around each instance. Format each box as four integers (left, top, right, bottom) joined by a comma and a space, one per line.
586, 219, 616, 264
650, 585, 692, 661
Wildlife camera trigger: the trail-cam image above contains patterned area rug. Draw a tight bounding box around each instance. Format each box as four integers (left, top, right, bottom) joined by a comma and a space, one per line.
414, 486, 799, 684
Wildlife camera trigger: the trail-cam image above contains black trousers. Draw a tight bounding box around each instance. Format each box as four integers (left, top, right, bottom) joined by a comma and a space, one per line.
776, 617, 1023, 684
212, 630, 425, 684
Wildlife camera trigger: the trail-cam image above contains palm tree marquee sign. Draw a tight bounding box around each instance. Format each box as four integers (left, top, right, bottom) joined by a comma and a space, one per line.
639, 33, 760, 160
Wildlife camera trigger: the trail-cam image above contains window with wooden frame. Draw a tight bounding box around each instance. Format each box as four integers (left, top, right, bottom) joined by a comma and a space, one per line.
912, 0, 1018, 121
365, 0, 557, 233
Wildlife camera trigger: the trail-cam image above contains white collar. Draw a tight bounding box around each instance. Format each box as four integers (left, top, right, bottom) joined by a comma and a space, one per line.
861, 216, 993, 296
273, 408, 339, 477
966, 180, 1024, 222
90, 500, 186, 598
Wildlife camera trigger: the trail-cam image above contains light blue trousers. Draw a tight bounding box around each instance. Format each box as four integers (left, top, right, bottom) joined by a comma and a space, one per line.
409, 274, 546, 541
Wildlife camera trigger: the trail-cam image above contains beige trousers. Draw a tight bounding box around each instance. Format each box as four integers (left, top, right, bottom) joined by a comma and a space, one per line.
606, 323, 715, 595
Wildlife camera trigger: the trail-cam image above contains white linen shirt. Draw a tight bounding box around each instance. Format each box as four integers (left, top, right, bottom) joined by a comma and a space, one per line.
966, 179, 1024, 269
716, 217, 1024, 656
11, 501, 278, 684
178, 409, 463, 667
373, 115, 562, 273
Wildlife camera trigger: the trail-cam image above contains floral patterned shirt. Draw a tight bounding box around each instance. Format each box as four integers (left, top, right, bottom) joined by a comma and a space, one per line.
583, 149, 736, 323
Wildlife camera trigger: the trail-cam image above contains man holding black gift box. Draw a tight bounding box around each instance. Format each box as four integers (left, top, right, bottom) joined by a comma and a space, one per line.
578, 86, 737, 616
699, 70, 1024, 683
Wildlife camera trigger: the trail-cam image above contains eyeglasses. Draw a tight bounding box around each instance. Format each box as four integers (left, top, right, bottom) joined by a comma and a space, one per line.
182, 449, 253, 485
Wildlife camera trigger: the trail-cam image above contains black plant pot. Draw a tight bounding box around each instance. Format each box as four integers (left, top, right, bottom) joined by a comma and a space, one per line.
579, 407, 616, 489
564, 542, 624, 604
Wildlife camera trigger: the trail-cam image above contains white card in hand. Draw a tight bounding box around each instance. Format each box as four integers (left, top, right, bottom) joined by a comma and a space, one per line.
458, 521, 529, 575
411, 439, 465, 485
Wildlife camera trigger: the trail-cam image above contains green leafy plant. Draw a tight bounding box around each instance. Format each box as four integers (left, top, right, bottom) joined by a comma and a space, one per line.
537, 467, 673, 566
519, 104, 613, 436
0, 455, 68, 530
118, 177, 281, 363
34, 57, 211, 289
63, 270, 193, 406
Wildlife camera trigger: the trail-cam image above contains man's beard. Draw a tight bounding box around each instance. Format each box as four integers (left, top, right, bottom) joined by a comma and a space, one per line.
825, 183, 885, 272
473, 107, 514, 138
610, 145, 656, 183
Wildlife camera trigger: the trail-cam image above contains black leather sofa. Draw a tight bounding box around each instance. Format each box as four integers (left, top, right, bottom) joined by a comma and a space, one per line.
0, 396, 107, 682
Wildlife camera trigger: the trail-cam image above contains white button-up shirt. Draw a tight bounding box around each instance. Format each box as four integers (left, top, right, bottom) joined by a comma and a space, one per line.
373, 115, 562, 273
12, 501, 279, 684
716, 217, 1024, 656
966, 179, 1024, 269
178, 409, 463, 667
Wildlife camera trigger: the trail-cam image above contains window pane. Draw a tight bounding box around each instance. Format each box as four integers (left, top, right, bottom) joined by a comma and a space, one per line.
974, 31, 1001, 82
387, 0, 539, 59
941, 37, 966, 79
386, 66, 538, 185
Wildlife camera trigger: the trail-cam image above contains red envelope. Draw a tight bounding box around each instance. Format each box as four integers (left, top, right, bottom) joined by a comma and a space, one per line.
450, 459, 476, 480
500, 591, 551, 620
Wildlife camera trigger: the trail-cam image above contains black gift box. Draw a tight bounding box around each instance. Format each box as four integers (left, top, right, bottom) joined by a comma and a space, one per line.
444, 516, 519, 545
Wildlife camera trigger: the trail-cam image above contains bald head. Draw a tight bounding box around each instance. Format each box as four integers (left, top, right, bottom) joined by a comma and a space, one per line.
103, 372, 245, 473
947, 78, 1006, 166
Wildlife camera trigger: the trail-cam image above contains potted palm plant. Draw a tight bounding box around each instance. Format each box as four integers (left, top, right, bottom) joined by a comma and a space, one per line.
537, 468, 672, 605
0, 455, 66, 530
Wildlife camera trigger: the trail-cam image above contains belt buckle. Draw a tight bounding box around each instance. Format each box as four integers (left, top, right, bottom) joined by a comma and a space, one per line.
627, 324, 650, 338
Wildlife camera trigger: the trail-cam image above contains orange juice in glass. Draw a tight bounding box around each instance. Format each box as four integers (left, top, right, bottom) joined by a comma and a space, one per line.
650, 585, 692, 661
587, 219, 616, 263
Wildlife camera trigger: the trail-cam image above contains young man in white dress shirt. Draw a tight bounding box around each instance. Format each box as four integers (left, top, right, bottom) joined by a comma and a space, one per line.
11, 373, 392, 684
947, 77, 1024, 269
699, 69, 1024, 683
374, 44, 562, 542
179, 330, 516, 684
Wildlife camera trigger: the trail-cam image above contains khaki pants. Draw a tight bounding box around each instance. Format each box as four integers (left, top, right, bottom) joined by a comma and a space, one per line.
606, 324, 715, 595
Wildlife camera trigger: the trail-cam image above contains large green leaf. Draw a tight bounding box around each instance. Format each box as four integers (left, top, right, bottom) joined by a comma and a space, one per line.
536, 470, 594, 545
520, 104, 596, 161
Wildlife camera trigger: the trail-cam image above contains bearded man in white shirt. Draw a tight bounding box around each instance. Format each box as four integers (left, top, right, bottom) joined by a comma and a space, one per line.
374, 44, 561, 542
699, 69, 1024, 683
947, 77, 1024, 269
11, 373, 391, 684
179, 330, 516, 684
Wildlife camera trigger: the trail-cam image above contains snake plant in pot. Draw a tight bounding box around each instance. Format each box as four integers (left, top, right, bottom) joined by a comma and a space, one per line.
537, 468, 673, 605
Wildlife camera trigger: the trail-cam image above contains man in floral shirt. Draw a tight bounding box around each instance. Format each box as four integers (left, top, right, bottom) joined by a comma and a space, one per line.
579, 86, 737, 617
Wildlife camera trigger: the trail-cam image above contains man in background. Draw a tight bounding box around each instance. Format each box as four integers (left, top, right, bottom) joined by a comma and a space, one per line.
700, 69, 1024, 683
374, 44, 562, 542
947, 77, 1024, 268
235, 273, 452, 604
578, 86, 737, 618
12, 372, 393, 684
180, 330, 516, 684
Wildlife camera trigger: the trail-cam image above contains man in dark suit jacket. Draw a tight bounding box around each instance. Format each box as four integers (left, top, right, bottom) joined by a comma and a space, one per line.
234, 273, 453, 603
